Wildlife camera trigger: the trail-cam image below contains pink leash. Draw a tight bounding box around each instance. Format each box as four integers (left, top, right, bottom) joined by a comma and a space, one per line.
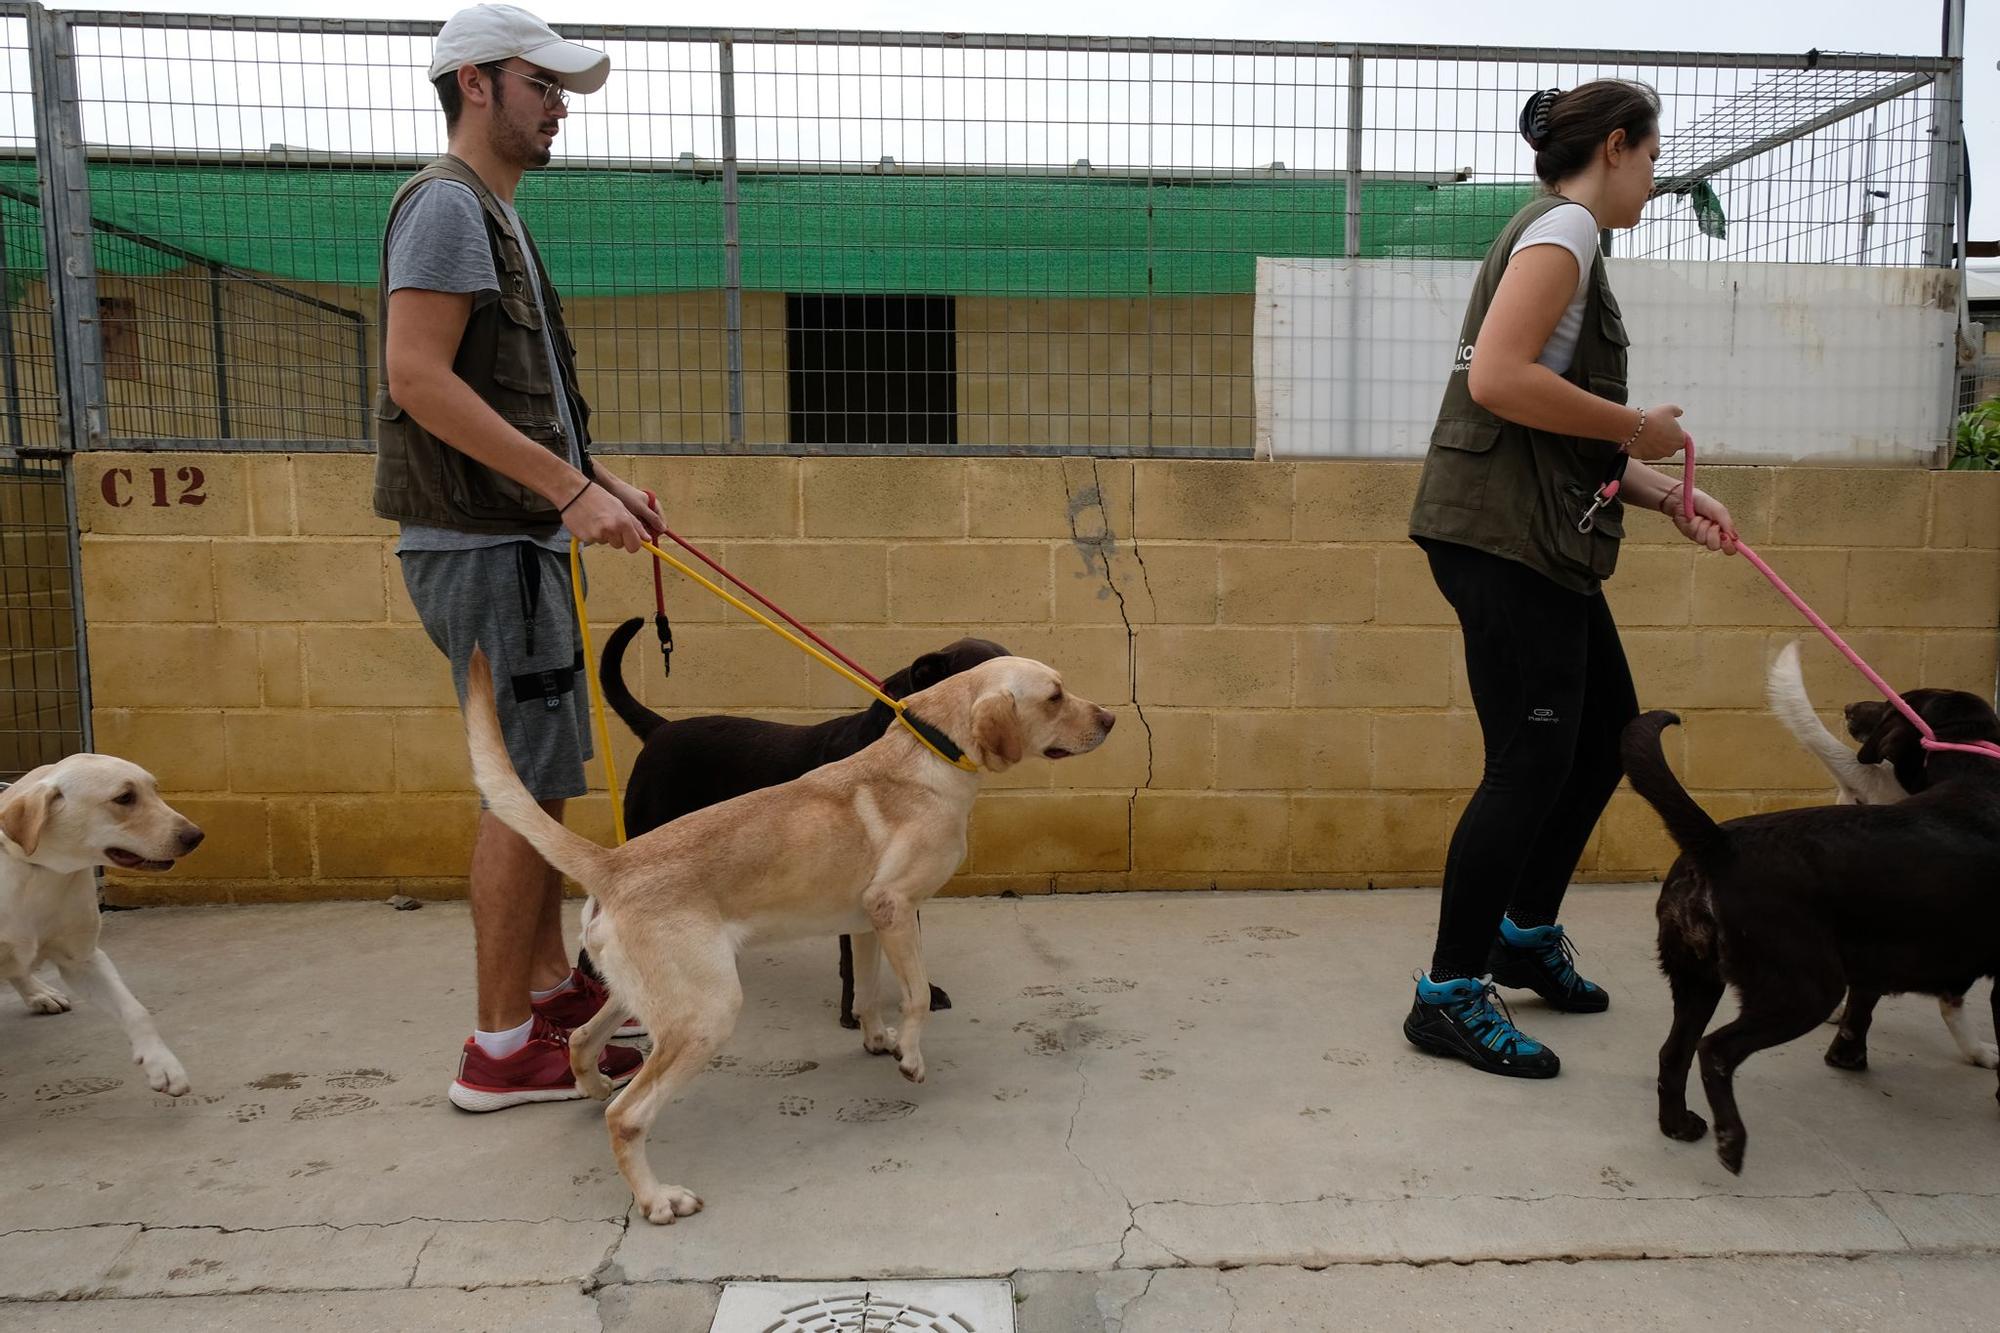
1675, 438, 2000, 765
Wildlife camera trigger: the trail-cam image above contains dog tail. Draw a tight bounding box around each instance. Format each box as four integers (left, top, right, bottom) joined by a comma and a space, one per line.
1766, 640, 1873, 797
600, 617, 669, 742
464, 647, 612, 886
1620, 710, 1730, 866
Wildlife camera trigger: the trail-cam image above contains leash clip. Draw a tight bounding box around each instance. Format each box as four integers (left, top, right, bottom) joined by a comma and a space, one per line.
1576, 479, 1620, 534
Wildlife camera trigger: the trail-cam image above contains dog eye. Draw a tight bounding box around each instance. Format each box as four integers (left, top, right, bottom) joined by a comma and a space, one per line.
113, 790, 136, 806
1050, 689, 1064, 703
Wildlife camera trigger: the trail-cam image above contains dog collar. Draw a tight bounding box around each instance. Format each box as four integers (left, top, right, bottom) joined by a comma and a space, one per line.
895, 707, 979, 772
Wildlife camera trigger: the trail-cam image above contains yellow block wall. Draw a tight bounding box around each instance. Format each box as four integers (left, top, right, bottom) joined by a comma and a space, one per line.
73, 452, 2000, 904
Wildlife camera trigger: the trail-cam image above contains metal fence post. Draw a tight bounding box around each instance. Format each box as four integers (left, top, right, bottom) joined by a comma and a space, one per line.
1919, 0, 1964, 269
26, 2, 105, 453
1343, 53, 1363, 259
718, 35, 746, 449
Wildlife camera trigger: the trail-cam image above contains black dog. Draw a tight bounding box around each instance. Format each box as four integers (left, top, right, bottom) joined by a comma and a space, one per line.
588, 620, 1010, 1027
1624, 692, 2000, 1175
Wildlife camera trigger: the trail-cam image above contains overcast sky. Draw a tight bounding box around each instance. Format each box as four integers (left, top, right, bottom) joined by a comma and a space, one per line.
108, 0, 1997, 237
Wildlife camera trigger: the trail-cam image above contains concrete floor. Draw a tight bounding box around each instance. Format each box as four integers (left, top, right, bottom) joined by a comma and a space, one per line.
3, 886, 1998, 1330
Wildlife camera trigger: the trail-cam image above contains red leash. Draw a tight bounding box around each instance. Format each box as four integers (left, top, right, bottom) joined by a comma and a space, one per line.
636, 489, 884, 691
1676, 441, 2000, 764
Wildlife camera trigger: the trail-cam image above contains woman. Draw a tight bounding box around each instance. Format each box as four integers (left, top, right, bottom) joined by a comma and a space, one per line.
1402, 81, 1736, 1079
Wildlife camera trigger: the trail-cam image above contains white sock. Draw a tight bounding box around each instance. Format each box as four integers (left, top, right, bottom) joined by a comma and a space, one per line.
529, 971, 579, 1004
473, 1016, 535, 1060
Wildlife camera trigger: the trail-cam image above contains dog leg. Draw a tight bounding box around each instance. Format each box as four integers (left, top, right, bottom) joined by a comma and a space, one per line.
851, 932, 895, 1057
569, 990, 637, 1100
606, 980, 741, 1226
1990, 984, 2000, 1113
1657, 962, 1724, 1143
53, 948, 188, 1096
1825, 988, 1880, 1071
8, 971, 70, 1015
873, 913, 933, 1085
915, 911, 951, 1014
1698, 1000, 1829, 1175
1942, 991, 1999, 1070
838, 935, 860, 1030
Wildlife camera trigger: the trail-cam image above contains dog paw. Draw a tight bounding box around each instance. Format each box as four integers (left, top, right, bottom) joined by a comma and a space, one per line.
1659, 1109, 1708, 1143
1823, 1039, 1869, 1072
898, 1055, 926, 1085
22, 986, 70, 1014
862, 1027, 896, 1057
838, 1011, 861, 1031
140, 1050, 190, 1098
576, 1069, 615, 1100
928, 984, 953, 1013
639, 1187, 703, 1225
1715, 1130, 1746, 1175
1971, 1043, 1999, 1071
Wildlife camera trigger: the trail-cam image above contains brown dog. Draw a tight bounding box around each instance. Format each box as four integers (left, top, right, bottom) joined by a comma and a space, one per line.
1627, 693, 2000, 1174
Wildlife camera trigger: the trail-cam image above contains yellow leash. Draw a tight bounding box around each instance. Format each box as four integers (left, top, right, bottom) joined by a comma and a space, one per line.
567, 533, 978, 835
568, 539, 629, 846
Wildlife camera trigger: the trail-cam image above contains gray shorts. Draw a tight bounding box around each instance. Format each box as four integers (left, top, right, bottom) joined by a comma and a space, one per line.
400, 542, 593, 802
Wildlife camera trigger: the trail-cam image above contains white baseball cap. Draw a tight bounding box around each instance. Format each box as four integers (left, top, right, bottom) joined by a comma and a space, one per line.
428, 4, 611, 95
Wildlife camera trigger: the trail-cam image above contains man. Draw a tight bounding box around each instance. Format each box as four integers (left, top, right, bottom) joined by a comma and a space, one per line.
377, 4, 662, 1111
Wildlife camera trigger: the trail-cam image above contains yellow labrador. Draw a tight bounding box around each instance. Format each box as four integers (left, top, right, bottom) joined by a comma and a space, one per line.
0, 755, 204, 1095
461, 649, 1113, 1224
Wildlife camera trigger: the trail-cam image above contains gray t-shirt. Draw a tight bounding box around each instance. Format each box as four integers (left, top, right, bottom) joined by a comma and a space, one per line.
386, 179, 583, 554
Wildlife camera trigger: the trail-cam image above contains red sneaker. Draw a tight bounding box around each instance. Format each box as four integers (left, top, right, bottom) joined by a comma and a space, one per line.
533, 969, 647, 1039
448, 1015, 644, 1113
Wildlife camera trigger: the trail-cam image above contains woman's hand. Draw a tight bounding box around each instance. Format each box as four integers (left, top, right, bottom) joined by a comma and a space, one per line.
1667, 486, 1737, 554
1628, 404, 1689, 462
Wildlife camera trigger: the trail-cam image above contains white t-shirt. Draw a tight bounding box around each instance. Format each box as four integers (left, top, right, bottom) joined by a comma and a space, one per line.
1508, 202, 1600, 375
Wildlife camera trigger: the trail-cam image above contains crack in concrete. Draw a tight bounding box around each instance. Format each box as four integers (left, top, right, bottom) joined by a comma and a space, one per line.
0, 1214, 627, 1240
404, 1226, 439, 1289
1104, 1267, 1158, 1332
1128, 1185, 2000, 1211
584, 1207, 635, 1295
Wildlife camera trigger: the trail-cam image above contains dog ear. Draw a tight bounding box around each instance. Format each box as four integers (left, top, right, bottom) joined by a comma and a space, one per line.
908, 650, 954, 691
0, 782, 58, 858
972, 691, 1023, 771
1854, 712, 1911, 768
1844, 700, 1890, 745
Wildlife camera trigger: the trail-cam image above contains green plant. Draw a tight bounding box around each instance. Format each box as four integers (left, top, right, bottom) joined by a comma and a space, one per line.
1951, 397, 2000, 470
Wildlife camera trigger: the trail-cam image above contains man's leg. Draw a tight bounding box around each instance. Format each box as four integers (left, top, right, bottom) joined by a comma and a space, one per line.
471, 799, 570, 1033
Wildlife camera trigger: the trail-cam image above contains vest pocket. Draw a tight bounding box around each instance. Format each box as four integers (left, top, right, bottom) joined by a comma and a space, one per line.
442, 416, 562, 522
1415, 416, 1502, 512
492, 291, 553, 395
1534, 473, 1623, 581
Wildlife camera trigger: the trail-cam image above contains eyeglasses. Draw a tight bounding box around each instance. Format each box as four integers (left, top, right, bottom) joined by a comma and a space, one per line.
493, 65, 569, 111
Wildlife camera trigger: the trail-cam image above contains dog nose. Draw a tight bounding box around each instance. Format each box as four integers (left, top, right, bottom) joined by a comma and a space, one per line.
1096, 709, 1116, 731
178, 825, 205, 852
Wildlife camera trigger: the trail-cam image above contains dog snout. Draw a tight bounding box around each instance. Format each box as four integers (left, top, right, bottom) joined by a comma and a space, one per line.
177, 823, 205, 853
1095, 708, 1116, 733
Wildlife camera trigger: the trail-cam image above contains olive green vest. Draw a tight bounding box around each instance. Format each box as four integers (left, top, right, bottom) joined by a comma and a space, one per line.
372, 155, 594, 535
1408, 194, 1632, 594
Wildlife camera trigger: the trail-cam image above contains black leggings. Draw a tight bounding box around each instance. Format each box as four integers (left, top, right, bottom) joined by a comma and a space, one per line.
1421, 538, 1638, 979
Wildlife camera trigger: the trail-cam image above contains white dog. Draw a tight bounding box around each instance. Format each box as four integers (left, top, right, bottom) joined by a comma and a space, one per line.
1, 754, 204, 1095
1767, 641, 1998, 1068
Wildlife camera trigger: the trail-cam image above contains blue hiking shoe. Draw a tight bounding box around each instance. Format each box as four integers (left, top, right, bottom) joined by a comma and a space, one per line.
1487, 916, 1611, 1013
1403, 973, 1560, 1078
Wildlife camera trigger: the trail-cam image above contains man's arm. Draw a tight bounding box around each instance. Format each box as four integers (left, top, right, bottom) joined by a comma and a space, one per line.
385, 287, 649, 550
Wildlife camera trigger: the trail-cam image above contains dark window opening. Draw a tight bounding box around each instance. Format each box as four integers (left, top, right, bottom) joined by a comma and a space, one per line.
786, 294, 957, 447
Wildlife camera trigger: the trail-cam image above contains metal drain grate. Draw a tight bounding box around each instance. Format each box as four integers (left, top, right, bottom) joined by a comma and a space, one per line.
710, 1280, 1015, 1333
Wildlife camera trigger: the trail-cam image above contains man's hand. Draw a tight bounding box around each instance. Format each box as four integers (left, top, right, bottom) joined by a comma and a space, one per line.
591, 468, 667, 542
563, 481, 649, 552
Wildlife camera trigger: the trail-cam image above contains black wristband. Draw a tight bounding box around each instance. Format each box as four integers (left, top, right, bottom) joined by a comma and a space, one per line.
559, 478, 592, 514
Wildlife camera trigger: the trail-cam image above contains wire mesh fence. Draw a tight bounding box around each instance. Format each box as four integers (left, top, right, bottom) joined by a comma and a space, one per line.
0, 452, 84, 780
0, 11, 1969, 458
